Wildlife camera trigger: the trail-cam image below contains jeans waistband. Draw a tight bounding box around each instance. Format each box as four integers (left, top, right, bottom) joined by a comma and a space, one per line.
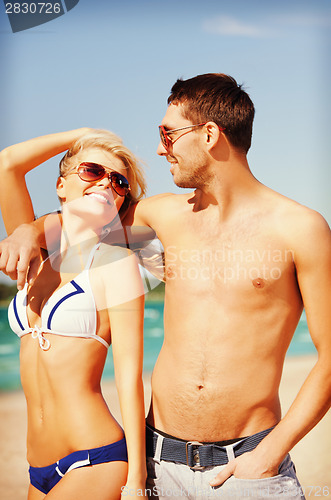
146, 425, 274, 469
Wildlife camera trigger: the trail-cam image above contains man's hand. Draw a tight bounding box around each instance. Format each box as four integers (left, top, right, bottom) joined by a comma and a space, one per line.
0, 224, 41, 289
209, 450, 280, 487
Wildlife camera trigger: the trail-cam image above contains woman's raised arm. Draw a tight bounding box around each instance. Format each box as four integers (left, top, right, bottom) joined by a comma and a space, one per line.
0, 128, 90, 235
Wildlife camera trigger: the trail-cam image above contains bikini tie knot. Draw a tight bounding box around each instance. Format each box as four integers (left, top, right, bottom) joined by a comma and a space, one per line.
31, 326, 50, 351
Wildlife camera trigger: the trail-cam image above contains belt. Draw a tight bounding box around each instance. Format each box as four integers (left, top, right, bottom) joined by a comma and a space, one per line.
146, 426, 273, 470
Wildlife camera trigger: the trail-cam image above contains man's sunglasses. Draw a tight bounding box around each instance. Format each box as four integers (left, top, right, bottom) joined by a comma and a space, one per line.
159, 123, 225, 150
66, 162, 130, 197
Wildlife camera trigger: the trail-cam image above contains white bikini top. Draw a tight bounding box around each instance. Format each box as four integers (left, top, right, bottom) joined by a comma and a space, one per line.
8, 243, 109, 350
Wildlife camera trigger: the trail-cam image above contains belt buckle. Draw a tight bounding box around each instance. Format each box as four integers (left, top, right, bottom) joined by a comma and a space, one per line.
185, 441, 205, 470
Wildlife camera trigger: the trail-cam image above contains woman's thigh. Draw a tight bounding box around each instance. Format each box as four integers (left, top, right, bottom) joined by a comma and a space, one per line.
28, 484, 46, 500
45, 461, 128, 500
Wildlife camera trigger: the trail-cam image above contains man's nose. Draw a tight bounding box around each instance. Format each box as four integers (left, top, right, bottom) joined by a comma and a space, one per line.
157, 141, 168, 156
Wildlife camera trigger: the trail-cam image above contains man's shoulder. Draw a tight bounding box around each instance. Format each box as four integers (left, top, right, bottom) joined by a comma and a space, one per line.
140, 192, 190, 208
287, 205, 330, 245
136, 192, 192, 221
266, 189, 330, 245
272, 191, 327, 225
278, 201, 331, 266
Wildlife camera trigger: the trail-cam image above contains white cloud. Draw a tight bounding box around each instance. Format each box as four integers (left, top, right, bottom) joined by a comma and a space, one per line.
202, 15, 272, 38
202, 12, 331, 38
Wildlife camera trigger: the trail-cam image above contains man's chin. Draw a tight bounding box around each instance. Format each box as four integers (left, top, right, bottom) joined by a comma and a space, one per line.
173, 179, 194, 189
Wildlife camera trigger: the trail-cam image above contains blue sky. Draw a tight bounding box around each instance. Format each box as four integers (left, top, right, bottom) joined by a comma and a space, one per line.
0, 0, 330, 248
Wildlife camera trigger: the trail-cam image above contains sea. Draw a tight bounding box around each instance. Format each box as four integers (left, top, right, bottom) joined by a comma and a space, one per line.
0, 303, 316, 392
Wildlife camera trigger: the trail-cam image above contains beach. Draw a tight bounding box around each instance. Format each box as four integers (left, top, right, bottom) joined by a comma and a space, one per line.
0, 355, 330, 499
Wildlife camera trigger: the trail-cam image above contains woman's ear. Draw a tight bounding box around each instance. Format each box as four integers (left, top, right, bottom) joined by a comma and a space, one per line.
56, 177, 66, 202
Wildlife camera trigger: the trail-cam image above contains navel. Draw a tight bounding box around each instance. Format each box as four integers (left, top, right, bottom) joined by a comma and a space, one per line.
252, 277, 265, 289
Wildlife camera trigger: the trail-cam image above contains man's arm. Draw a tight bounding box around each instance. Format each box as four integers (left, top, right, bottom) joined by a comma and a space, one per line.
0, 192, 174, 289
0, 214, 62, 289
0, 194, 160, 289
211, 210, 331, 485
123, 192, 175, 228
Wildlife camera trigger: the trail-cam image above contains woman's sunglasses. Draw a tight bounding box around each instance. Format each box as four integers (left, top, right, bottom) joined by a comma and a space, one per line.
66, 162, 130, 197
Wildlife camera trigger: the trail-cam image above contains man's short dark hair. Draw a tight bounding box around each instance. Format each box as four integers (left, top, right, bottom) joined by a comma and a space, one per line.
168, 73, 255, 153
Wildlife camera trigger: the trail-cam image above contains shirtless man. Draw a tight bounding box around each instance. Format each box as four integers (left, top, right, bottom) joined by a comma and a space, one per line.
1, 74, 330, 499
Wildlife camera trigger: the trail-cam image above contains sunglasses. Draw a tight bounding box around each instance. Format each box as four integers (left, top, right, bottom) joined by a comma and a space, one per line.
66, 162, 130, 197
159, 123, 225, 150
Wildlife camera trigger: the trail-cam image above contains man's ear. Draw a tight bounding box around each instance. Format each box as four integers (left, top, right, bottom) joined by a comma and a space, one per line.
204, 122, 222, 149
56, 177, 66, 202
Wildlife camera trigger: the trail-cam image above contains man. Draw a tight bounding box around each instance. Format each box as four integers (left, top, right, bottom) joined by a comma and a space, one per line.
1, 74, 330, 499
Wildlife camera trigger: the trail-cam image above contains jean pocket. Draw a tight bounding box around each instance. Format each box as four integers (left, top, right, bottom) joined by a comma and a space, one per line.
228, 474, 303, 499
233, 453, 293, 482
146, 457, 162, 484
225, 456, 303, 499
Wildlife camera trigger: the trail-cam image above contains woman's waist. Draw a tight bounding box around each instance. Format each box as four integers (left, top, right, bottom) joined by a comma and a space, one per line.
26, 402, 124, 467
20, 348, 106, 399
26, 385, 114, 424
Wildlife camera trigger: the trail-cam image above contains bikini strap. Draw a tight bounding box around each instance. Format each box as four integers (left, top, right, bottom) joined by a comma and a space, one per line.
84, 242, 101, 270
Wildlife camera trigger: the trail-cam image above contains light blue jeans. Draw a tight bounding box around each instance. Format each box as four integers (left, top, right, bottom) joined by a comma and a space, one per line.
146, 450, 305, 499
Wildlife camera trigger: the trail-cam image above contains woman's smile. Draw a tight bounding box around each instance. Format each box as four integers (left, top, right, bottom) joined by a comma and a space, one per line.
84, 189, 113, 205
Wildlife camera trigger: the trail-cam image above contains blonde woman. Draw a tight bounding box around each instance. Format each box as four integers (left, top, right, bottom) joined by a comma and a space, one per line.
0, 129, 148, 499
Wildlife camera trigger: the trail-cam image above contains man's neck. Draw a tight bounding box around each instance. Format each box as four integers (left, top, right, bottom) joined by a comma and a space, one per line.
191, 156, 260, 219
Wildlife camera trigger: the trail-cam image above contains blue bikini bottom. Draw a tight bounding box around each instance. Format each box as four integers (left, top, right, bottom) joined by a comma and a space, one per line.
29, 437, 128, 494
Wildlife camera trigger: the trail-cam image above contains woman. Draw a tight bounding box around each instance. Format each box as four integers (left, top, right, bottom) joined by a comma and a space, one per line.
0, 128, 148, 499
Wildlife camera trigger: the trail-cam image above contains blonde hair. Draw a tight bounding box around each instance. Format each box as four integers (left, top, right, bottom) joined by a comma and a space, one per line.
59, 129, 146, 216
